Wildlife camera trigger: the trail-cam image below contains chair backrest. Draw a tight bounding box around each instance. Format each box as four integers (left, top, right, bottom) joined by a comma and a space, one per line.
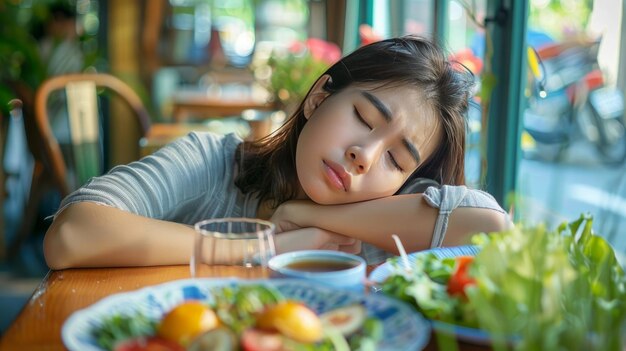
32, 73, 151, 195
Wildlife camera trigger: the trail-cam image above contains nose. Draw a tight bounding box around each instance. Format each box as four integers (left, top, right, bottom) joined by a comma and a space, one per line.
346, 141, 384, 174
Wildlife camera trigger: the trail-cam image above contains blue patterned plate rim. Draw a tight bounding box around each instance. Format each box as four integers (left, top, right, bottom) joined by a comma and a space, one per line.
62, 278, 431, 351
368, 245, 492, 345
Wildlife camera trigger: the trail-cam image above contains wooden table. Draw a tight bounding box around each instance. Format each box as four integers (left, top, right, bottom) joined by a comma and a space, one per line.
172, 91, 275, 123
171, 90, 276, 141
0, 266, 489, 351
139, 123, 220, 157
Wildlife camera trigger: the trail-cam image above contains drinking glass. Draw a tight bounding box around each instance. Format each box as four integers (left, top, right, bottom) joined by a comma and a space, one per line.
191, 218, 276, 278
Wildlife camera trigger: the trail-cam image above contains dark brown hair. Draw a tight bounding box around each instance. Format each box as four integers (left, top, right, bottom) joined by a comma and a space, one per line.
235, 35, 474, 207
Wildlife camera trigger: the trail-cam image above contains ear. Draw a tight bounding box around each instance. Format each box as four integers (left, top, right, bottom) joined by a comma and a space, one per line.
303, 74, 332, 120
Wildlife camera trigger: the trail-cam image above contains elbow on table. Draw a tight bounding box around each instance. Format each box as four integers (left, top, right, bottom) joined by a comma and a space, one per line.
463, 208, 511, 236
445, 208, 511, 246
43, 217, 77, 270
482, 208, 511, 233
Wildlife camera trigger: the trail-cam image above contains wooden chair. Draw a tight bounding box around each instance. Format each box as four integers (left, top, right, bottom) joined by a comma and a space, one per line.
10, 73, 151, 258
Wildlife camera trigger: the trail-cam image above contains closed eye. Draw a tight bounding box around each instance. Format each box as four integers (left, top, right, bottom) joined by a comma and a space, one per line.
388, 152, 404, 172
353, 106, 372, 130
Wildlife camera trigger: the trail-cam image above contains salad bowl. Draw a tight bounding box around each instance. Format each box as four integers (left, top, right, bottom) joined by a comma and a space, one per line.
62, 278, 431, 351
369, 215, 626, 351
368, 245, 492, 345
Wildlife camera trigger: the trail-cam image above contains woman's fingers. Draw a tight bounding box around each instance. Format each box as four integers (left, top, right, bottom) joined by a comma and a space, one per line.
274, 227, 362, 254
323, 232, 356, 245
320, 241, 362, 254
316, 230, 356, 247
340, 240, 362, 254
335, 239, 362, 254
319, 243, 339, 251
313, 229, 362, 255
319, 231, 361, 254
272, 219, 301, 234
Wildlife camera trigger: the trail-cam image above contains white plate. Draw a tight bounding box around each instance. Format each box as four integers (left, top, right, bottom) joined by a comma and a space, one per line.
62, 278, 431, 351
369, 245, 492, 345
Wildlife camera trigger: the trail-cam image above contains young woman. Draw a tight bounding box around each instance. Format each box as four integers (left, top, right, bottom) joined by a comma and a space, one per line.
43, 36, 509, 269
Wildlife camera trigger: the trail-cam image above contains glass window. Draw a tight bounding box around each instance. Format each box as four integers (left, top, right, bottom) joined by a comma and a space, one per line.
213, 0, 256, 67
255, 0, 308, 44
161, 0, 255, 67
155, 0, 309, 70
149, 0, 309, 122
383, 0, 487, 187
445, 0, 487, 188
252, 0, 309, 68
518, 0, 626, 252
372, 0, 434, 39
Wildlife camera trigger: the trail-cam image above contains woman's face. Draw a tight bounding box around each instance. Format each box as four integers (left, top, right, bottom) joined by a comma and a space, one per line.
296, 78, 442, 205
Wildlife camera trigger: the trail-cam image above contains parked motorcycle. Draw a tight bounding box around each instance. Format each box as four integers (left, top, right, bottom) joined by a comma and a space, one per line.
523, 39, 626, 165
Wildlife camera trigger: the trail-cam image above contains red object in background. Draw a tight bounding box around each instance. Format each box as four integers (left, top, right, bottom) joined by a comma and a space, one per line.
306, 38, 341, 64
446, 256, 477, 299
288, 38, 341, 65
584, 69, 604, 90
566, 69, 605, 103
449, 48, 484, 75
288, 40, 307, 54
359, 24, 383, 46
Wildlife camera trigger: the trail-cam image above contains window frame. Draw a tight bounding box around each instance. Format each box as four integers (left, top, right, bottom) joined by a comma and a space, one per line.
350, 0, 530, 209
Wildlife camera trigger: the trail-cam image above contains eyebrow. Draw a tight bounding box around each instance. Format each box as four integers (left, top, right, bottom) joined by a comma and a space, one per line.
361, 91, 392, 122
403, 139, 421, 165
360, 90, 422, 165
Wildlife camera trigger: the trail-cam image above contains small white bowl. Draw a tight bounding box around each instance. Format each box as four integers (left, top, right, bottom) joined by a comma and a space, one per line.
268, 250, 366, 291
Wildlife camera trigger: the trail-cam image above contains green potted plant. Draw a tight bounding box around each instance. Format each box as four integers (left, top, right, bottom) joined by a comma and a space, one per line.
253, 38, 341, 115
0, 1, 47, 115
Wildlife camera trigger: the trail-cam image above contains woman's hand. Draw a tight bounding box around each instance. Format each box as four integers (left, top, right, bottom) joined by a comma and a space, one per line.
270, 200, 314, 233
270, 200, 362, 254
274, 227, 362, 254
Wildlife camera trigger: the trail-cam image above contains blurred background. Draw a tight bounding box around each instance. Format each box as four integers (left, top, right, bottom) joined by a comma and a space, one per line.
1, 0, 625, 335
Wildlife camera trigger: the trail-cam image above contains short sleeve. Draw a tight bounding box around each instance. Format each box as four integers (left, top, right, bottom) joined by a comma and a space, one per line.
422, 185, 508, 247
55, 132, 234, 220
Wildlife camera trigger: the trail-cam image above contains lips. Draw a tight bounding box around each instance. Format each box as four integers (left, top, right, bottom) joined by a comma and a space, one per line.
323, 160, 351, 192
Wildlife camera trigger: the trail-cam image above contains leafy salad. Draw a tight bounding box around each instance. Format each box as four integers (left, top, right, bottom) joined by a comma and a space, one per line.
91, 284, 382, 351
380, 214, 626, 351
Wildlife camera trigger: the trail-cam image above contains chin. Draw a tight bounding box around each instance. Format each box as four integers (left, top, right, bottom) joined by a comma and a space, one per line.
301, 185, 339, 205
309, 192, 363, 206
304, 191, 334, 205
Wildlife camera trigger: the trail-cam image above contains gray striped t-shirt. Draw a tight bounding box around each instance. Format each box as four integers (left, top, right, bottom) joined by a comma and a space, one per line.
56, 132, 507, 264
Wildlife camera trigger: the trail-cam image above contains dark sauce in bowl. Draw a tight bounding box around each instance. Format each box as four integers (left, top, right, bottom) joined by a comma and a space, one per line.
284, 259, 359, 272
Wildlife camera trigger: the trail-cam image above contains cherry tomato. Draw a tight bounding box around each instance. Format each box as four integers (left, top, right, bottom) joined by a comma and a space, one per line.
114, 336, 184, 351
446, 256, 476, 298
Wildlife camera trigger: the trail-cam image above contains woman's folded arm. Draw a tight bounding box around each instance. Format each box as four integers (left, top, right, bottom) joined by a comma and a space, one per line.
43, 202, 197, 269
271, 191, 510, 255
